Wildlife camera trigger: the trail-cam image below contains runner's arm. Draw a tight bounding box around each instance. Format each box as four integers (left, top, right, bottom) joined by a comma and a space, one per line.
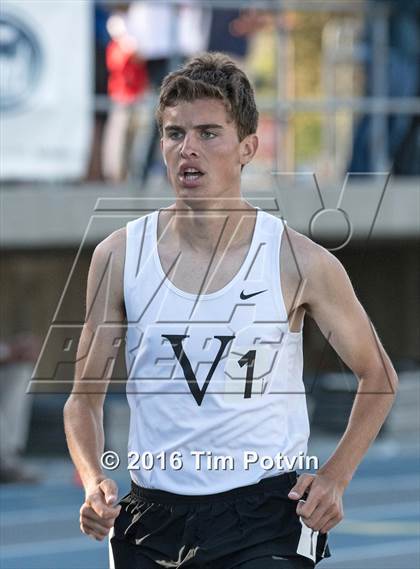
304, 247, 398, 485
63, 229, 126, 493
287, 238, 398, 532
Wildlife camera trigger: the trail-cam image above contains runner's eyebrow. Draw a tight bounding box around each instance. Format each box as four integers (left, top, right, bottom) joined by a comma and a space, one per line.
164, 124, 224, 133
194, 124, 224, 130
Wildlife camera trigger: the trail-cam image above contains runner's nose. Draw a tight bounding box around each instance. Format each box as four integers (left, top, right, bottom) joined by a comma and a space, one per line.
180, 132, 199, 159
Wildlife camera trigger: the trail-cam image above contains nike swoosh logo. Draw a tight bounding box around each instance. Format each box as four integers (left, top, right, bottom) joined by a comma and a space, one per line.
240, 289, 267, 300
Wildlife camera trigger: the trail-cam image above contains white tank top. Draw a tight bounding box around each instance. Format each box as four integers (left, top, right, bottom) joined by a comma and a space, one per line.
124, 208, 309, 494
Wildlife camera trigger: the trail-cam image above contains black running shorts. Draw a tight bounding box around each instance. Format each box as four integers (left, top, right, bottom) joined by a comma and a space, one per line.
109, 472, 330, 569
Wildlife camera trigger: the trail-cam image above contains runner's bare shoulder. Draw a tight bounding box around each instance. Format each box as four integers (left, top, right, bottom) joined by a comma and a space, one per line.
87, 227, 127, 321
280, 226, 345, 310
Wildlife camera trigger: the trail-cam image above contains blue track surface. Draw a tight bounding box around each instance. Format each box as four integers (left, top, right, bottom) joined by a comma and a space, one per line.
1, 442, 419, 569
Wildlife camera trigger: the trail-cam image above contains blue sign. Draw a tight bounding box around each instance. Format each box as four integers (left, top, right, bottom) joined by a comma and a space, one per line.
0, 11, 43, 110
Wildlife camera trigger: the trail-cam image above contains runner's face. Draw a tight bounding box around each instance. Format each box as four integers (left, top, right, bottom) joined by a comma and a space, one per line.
161, 98, 256, 203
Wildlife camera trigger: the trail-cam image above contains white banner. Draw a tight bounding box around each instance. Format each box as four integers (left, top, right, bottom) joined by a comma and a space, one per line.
0, 1, 93, 180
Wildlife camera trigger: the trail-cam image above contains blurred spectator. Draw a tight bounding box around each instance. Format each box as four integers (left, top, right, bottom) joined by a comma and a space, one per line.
207, 7, 273, 62
229, 9, 277, 38
348, 0, 420, 175
107, 34, 148, 105
102, 10, 149, 182
0, 333, 41, 483
208, 7, 249, 60
86, 1, 112, 181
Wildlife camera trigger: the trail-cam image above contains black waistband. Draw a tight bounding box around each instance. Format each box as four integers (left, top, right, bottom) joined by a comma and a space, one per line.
130, 472, 297, 505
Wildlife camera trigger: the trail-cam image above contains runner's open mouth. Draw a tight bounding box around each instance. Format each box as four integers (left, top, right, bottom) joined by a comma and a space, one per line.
182, 168, 204, 181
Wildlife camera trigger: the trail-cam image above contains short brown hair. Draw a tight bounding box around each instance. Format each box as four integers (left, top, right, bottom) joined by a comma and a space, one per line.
156, 52, 259, 141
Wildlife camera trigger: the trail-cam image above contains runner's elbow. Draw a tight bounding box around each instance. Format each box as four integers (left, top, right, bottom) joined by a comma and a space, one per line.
64, 393, 104, 423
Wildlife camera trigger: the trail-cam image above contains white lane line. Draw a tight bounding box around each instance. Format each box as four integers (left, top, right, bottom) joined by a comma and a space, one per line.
335, 519, 420, 536
0, 507, 77, 525
0, 482, 77, 498
344, 500, 420, 519
323, 538, 420, 563
346, 474, 419, 494
1, 536, 105, 559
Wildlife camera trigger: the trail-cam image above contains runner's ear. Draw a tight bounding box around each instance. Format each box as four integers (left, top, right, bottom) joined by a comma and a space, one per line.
239, 134, 258, 166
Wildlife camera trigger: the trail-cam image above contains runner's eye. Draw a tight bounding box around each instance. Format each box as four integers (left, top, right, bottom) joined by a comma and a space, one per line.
201, 131, 216, 139
167, 131, 183, 140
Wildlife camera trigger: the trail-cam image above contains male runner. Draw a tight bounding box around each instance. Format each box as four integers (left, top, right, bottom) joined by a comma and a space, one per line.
64, 53, 398, 569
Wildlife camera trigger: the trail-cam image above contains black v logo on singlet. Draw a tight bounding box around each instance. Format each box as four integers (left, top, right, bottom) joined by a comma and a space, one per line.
161, 335, 235, 406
